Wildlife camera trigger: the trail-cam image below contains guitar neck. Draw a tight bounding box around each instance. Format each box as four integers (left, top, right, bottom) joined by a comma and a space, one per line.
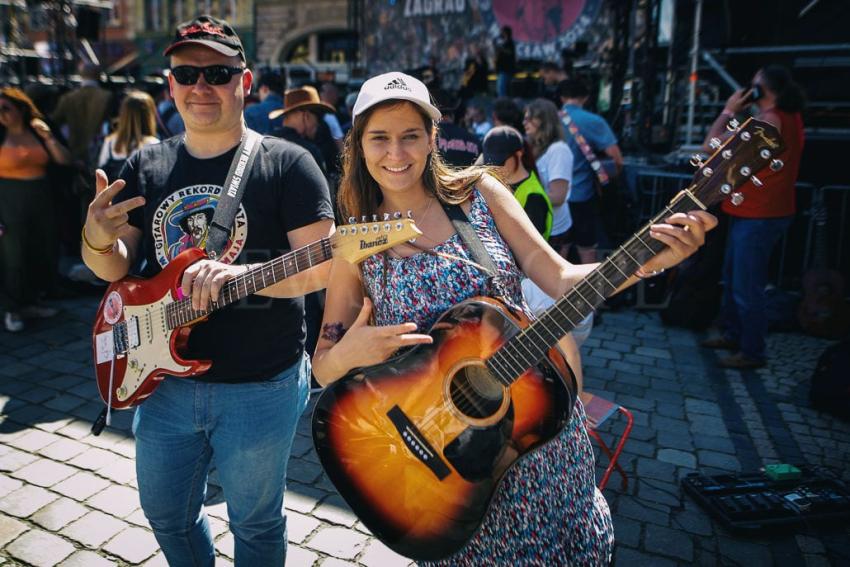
487, 189, 704, 383
166, 238, 333, 329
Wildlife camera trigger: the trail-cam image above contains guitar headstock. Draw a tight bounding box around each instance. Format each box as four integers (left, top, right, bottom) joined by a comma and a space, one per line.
691, 118, 786, 208
331, 214, 422, 264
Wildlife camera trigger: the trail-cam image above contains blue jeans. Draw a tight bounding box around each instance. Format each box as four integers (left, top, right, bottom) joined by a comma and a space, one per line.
721, 216, 793, 360
133, 354, 310, 567
497, 72, 511, 97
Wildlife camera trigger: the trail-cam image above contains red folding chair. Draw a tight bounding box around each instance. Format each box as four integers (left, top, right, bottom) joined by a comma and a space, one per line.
580, 391, 634, 491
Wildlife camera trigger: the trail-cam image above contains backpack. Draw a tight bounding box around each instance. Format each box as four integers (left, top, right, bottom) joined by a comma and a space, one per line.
809, 339, 850, 421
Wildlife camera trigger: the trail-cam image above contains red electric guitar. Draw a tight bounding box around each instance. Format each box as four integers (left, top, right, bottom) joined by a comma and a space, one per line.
92, 217, 421, 410
311, 119, 785, 561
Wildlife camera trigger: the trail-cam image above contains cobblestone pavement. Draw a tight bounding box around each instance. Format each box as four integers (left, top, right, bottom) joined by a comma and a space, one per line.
1, 296, 849, 566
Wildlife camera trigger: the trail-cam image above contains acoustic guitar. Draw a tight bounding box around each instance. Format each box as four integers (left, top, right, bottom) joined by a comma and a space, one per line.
91, 217, 421, 410
312, 119, 785, 560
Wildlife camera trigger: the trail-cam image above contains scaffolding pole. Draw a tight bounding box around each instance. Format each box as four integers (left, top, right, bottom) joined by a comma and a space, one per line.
685, 0, 703, 146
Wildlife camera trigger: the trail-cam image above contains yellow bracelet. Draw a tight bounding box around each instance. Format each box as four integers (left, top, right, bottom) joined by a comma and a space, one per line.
81, 227, 115, 256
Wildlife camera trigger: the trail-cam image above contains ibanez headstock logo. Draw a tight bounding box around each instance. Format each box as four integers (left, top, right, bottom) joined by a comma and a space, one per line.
360, 235, 389, 250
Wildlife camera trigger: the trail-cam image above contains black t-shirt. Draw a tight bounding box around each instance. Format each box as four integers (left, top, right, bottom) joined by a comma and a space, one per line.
115, 135, 333, 382
437, 122, 481, 167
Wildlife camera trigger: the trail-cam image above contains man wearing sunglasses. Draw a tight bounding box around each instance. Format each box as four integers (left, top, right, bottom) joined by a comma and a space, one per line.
80, 15, 334, 567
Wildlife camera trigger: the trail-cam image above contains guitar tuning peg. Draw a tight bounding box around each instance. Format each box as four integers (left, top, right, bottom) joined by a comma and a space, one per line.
372, 214, 378, 222
393, 211, 402, 220
407, 210, 413, 218
721, 149, 732, 160
760, 149, 772, 159
751, 175, 763, 188
770, 159, 784, 171
348, 216, 356, 224
720, 183, 732, 194
361, 216, 368, 223
689, 154, 704, 167
731, 192, 745, 206
709, 137, 722, 149
701, 167, 714, 177
726, 118, 740, 131
740, 131, 751, 141
383, 212, 390, 221
739, 166, 751, 177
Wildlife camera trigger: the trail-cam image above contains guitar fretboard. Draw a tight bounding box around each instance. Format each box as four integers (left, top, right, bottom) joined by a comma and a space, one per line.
164, 238, 333, 329
486, 190, 704, 384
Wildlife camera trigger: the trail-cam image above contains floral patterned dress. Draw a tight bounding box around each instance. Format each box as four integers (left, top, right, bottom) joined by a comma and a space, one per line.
359, 189, 614, 566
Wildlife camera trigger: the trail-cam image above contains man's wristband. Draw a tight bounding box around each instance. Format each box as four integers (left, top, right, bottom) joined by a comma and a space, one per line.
81, 227, 115, 256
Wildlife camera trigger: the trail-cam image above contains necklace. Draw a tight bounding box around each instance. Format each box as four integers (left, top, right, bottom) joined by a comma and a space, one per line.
418, 195, 435, 225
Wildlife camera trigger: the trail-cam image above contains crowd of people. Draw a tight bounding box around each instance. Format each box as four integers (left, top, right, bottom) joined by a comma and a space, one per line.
0, 12, 809, 566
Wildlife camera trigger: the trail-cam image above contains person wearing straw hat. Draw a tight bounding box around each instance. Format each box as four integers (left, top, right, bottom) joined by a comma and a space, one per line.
269, 85, 335, 175
311, 71, 717, 564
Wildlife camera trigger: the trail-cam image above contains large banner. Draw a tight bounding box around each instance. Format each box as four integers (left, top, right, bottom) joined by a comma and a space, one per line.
364, 0, 606, 86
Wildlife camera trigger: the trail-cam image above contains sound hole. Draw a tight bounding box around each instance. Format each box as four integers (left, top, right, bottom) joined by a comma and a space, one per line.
449, 364, 504, 419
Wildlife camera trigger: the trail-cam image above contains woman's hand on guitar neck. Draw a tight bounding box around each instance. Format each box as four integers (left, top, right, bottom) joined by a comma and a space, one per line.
314, 298, 433, 385
638, 210, 717, 274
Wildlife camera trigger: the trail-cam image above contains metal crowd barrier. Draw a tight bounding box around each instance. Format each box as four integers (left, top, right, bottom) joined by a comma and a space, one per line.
626, 169, 847, 292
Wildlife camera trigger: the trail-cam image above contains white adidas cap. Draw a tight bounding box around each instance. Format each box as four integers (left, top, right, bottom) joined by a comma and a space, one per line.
352, 72, 441, 122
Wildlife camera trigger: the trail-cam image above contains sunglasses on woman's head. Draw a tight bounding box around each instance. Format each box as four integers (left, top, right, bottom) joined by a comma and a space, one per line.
170, 65, 245, 86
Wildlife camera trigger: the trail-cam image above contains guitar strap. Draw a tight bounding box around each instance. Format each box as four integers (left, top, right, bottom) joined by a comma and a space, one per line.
205, 129, 262, 260
561, 108, 610, 188
442, 203, 511, 300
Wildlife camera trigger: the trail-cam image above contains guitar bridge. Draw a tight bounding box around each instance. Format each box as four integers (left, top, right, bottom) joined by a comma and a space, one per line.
387, 405, 451, 480
113, 317, 141, 354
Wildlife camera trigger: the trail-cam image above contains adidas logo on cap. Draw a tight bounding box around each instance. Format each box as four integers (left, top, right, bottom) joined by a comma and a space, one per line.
384, 77, 412, 92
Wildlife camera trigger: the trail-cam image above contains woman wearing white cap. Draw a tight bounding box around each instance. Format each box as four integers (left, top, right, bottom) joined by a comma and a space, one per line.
312, 72, 716, 564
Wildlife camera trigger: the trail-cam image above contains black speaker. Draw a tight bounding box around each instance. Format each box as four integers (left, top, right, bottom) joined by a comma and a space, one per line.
77, 8, 101, 41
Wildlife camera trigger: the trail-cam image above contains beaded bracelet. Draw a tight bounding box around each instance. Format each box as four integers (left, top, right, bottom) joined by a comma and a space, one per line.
634, 267, 665, 280
81, 227, 115, 256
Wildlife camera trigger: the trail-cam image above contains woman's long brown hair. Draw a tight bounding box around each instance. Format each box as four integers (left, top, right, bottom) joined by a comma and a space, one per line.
525, 98, 565, 159
113, 90, 157, 155
0, 87, 44, 125
338, 99, 487, 220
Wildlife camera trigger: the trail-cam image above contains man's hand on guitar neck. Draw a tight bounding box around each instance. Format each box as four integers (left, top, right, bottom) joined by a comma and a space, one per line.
81, 170, 145, 282
181, 260, 249, 312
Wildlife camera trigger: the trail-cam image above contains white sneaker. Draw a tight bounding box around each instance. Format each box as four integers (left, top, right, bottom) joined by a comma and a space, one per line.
20, 304, 58, 319
4, 312, 24, 333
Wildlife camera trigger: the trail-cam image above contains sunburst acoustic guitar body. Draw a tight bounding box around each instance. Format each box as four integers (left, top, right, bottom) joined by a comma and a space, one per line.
312, 297, 576, 561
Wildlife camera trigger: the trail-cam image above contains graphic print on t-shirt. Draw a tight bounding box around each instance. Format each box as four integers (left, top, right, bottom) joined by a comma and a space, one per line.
151, 184, 248, 267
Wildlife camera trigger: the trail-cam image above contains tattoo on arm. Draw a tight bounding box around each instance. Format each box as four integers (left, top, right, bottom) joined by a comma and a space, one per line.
321, 322, 348, 343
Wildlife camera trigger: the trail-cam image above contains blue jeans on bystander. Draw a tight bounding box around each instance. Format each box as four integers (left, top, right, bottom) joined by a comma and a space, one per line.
133, 354, 311, 566
721, 215, 794, 361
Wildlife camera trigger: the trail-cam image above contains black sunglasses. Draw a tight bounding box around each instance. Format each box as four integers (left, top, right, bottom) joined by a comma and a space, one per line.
170, 65, 245, 86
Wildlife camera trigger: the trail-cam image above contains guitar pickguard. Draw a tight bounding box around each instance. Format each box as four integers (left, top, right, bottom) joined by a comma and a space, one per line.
112, 296, 190, 402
